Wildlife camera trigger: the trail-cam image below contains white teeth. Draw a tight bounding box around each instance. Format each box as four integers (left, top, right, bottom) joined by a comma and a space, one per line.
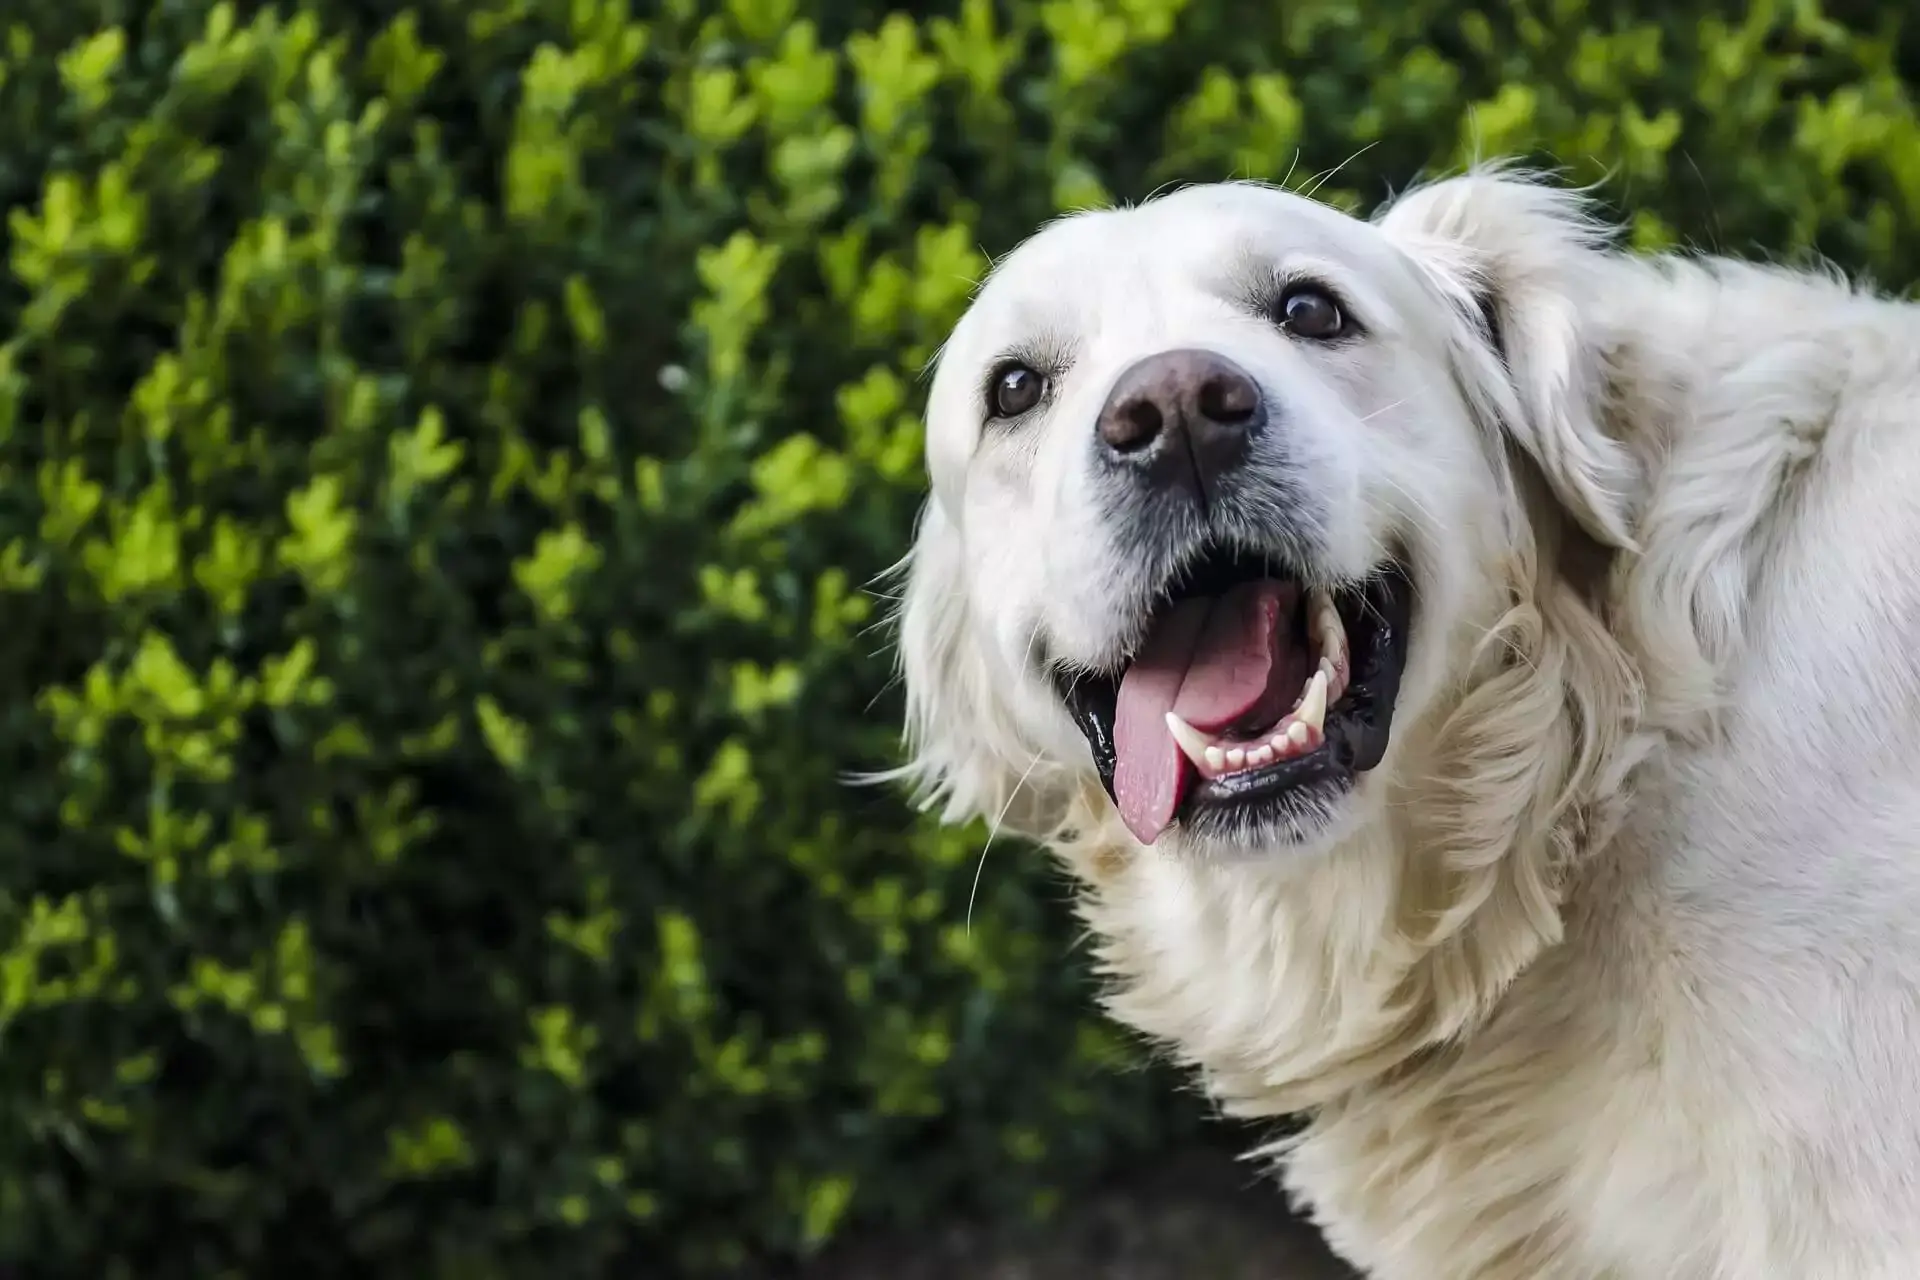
1295, 669, 1329, 736
1318, 657, 1341, 704
1310, 588, 1342, 635
1319, 622, 1344, 667
1164, 711, 1214, 769
1164, 658, 1336, 780
1306, 588, 1350, 704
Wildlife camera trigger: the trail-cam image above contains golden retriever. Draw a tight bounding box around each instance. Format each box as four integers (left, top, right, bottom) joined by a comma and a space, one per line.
888, 167, 1920, 1278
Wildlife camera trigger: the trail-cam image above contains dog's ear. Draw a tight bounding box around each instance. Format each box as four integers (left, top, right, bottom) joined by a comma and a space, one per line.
883, 498, 1051, 832
1376, 169, 1640, 551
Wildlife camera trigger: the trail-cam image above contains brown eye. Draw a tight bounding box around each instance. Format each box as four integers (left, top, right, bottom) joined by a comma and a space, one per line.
989, 364, 1046, 419
1279, 286, 1346, 340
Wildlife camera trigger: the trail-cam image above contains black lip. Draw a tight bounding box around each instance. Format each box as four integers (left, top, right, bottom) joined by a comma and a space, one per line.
1057, 560, 1413, 839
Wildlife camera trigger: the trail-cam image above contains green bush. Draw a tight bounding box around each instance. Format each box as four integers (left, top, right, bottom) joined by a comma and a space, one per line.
2, 0, 1919, 1275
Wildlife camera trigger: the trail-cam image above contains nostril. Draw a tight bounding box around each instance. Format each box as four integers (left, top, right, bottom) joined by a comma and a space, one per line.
1100, 398, 1164, 453
1198, 372, 1259, 424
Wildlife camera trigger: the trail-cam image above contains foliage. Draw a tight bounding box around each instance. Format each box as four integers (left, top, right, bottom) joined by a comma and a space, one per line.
2, 0, 1918, 1275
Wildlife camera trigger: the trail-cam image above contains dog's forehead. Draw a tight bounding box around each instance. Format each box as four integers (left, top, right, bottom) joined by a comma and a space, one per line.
960, 185, 1395, 339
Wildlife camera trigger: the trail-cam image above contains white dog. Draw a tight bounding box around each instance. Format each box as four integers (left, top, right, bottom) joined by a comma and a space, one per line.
887, 166, 1920, 1279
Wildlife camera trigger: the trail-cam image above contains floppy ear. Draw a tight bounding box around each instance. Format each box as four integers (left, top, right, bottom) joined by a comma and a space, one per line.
1360, 175, 1650, 1036
884, 498, 1056, 832
1375, 169, 1641, 551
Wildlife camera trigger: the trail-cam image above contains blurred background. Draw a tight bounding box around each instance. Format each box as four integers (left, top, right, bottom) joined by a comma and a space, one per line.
1, 0, 1918, 1276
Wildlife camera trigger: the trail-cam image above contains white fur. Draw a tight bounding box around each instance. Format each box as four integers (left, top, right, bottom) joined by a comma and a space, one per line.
890, 166, 1920, 1278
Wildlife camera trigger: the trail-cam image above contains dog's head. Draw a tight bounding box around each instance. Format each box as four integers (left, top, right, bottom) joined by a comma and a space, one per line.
894, 170, 1642, 868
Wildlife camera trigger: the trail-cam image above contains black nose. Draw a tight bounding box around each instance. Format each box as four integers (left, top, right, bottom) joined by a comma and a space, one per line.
1095, 349, 1264, 499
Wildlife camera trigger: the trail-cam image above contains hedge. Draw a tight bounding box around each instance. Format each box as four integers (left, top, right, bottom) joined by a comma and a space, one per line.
3, 0, 1919, 1276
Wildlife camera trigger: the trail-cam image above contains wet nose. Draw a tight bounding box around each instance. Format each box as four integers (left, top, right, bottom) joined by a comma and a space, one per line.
1094, 349, 1264, 498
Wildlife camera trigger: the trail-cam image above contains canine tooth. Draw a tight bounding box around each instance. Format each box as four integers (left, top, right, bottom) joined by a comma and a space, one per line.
1287, 720, 1312, 748
1318, 656, 1344, 703
1204, 745, 1226, 771
1318, 614, 1345, 652
1226, 747, 1247, 768
1295, 669, 1329, 735
1164, 711, 1215, 769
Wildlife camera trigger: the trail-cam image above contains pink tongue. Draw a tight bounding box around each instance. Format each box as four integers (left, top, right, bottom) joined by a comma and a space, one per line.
1111, 581, 1296, 844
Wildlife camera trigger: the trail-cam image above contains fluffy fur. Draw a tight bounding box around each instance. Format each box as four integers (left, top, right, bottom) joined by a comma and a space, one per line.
889, 166, 1920, 1279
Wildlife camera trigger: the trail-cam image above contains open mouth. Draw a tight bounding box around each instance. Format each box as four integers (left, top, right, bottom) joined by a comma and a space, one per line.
1055, 544, 1414, 846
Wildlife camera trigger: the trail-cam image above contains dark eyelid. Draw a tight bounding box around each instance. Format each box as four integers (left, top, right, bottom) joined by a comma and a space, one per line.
1276, 275, 1366, 336
980, 347, 1061, 412
981, 357, 1026, 404
1228, 263, 1366, 338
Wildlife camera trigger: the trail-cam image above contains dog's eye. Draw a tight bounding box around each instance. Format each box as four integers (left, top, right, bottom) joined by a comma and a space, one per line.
988, 364, 1046, 419
1278, 286, 1346, 340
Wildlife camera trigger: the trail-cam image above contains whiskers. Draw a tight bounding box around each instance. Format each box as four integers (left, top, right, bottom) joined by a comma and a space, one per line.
968, 748, 1048, 935
1370, 465, 1443, 535
1293, 143, 1379, 203
1356, 398, 1407, 426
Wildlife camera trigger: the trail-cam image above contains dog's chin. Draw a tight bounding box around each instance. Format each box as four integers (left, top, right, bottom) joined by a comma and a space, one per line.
1096, 728, 1388, 867
1174, 769, 1364, 858
1053, 540, 1415, 854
